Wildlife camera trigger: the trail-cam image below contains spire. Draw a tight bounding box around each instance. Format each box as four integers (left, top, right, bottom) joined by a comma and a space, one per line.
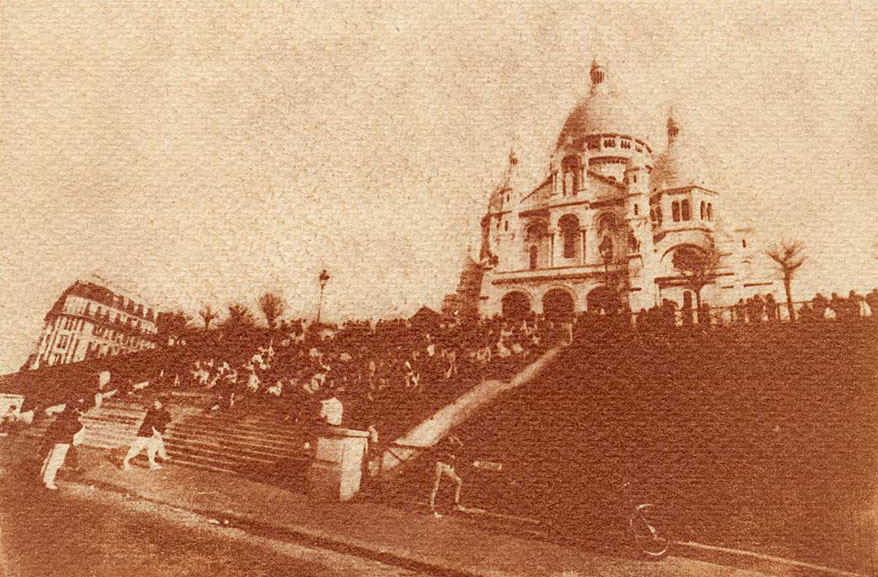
501, 146, 518, 190
667, 107, 680, 145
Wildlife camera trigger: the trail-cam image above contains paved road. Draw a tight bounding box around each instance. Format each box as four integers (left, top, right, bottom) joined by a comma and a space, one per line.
0, 471, 424, 577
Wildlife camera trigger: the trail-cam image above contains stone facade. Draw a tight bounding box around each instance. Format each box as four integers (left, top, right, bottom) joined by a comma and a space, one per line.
478, 59, 777, 319
28, 276, 160, 369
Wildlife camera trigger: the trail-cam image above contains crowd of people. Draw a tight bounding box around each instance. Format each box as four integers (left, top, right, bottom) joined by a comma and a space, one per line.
9, 286, 875, 493
152, 314, 564, 439
622, 288, 878, 329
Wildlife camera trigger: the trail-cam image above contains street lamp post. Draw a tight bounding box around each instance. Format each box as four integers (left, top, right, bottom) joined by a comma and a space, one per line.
316, 269, 330, 325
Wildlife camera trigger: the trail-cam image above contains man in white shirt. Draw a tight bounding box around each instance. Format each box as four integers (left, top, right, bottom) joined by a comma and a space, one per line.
319, 393, 343, 426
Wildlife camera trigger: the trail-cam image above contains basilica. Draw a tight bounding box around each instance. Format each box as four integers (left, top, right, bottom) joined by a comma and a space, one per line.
477, 59, 777, 319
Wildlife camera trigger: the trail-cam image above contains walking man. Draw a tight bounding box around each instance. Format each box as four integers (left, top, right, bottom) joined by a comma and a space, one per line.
123, 397, 171, 471
40, 400, 86, 490
429, 434, 465, 518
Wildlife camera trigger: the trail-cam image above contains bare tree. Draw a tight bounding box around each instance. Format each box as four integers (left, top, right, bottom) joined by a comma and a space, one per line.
226, 302, 255, 327
672, 242, 721, 313
258, 292, 286, 329
766, 239, 806, 321
198, 304, 219, 330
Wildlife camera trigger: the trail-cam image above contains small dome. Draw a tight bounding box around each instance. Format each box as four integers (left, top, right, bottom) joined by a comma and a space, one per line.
556, 61, 648, 149
651, 113, 712, 190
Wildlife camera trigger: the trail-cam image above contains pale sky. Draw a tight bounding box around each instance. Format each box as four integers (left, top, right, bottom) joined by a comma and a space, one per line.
2, 1, 877, 373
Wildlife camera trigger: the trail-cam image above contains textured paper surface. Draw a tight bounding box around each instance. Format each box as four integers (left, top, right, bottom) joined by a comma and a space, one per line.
1, 2, 876, 576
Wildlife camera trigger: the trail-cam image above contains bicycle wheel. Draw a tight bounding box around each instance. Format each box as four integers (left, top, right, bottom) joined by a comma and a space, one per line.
629, 504, 670, 560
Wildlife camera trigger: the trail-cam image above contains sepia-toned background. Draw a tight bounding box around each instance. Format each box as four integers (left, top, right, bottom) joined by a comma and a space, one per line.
2, 0, 877, 373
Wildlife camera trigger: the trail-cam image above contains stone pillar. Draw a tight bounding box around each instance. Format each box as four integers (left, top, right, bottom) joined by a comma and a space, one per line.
580, 229, 586, 265
308, 426, 370, 502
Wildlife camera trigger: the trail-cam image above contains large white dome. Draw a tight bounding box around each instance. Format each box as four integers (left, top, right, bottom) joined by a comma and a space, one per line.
556, 61, 649, 149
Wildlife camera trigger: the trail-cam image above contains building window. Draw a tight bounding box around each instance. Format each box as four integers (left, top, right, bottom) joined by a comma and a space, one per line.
700, 201, 706, 220
529, 245, 538, 269
672, 201, 680, 222
58, 335, 68, 349
742, 239, 747, 248
504, 221, 509, 232
587, 136, 600, 150
635, 145, 643, 153
634, 204, 639, 216
681, 199, 691, 221
707, 203, 714, 221
620, 139, 631, 149
656, 207, 663, 226
603, 138, 616, 148
559, 214, 580, 260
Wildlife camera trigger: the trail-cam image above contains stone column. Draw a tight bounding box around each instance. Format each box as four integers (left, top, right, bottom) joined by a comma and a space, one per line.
580, 229, 587, 265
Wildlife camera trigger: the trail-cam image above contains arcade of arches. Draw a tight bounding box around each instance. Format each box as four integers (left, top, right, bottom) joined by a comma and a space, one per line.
501, 287, 619, 319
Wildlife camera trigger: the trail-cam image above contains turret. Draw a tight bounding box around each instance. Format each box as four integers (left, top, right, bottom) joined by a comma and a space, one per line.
590, 58, 607, 88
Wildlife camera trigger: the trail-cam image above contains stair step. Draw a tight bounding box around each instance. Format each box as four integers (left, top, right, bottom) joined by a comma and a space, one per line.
164, 447, 267, 471
164, 434, 298, 458
167, 425, 296, 447
177, 418, 298, 438
129, 454, 239, 476
162, 441, 277, 465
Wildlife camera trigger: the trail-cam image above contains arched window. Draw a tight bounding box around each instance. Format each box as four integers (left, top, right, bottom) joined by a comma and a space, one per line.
558, 214, 581, 260
707, 203, 713, 221
700, 201, 706, 220
634, 204, 639, 216
525, 221, 546, 270
672, 201, 680, 222
681, 199, 691, 221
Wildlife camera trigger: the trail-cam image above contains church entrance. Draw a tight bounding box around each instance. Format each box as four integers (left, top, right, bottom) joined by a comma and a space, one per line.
501, 291, 531, 320
542, 289, 575, 320
587, 286, 619, 315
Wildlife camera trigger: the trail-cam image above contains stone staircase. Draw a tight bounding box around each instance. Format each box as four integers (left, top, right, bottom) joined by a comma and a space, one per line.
14, 345, 566, 489
21, 394, 307, 479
